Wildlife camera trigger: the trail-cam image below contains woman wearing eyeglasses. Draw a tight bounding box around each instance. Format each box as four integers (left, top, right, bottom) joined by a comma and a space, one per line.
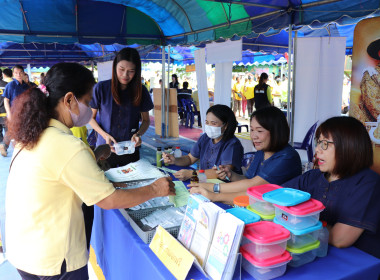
283, 116, 380, 259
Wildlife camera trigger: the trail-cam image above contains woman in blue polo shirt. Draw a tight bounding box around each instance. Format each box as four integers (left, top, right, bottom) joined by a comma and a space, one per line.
189, 106, 302, 204
163, 104, 244, 181
283, 116, 380, 259
89, 48, 153, 167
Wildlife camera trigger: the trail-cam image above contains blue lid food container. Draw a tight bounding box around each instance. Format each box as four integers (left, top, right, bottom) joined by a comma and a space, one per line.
227, 208, 261, 224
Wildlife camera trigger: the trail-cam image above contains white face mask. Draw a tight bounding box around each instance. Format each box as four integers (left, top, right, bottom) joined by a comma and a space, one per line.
69, 96, 93, 127
205, 124, 224, 139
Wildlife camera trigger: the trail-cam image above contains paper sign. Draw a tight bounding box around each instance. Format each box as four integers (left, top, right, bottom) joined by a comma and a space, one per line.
169, 181, 190, 207
150, 226, 195, 280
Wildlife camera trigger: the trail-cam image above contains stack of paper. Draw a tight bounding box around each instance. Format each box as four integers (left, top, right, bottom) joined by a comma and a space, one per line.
169, 181, 190, 207
178, 194, 244, 280
104, 159, 164, 182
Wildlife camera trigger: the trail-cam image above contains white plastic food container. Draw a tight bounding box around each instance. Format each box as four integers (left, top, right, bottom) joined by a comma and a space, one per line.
241, 248, 292, 280
274, 198, 325, 230
247, 184, 282, 216
240, 221, 290, 260
287, 241, 320, 268
273, 217, 322, 249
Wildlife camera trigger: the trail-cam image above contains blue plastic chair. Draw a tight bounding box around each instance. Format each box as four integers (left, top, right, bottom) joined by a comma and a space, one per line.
237, 123, 249, 133
181, 99, 193, 128
293, 121, 318, 163
182, 99, 201, 128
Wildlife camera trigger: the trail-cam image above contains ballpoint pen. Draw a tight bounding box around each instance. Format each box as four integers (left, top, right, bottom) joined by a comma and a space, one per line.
214, 164, 230, 181
160, 151, 174, 161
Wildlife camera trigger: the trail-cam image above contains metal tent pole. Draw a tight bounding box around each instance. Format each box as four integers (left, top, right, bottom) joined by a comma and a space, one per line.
161, 46, 166, 138
166, 46, 170, 138
287, 24, 292, 130
290, 30, 298, 145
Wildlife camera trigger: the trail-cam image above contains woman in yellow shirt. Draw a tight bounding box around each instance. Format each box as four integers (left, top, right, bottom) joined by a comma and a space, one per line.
6, 63, 174, 279
244, 75, 256, 117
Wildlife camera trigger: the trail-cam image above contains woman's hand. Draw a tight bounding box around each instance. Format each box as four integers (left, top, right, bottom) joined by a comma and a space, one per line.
162, 152, 175, 165
112, 182, 127, 188
174, 169, 193, 181
189, 186, 215, 201
150, 177, 176, 197
102, 133, 117, 153
213, 165, 232, 181
131, 133, 142, 147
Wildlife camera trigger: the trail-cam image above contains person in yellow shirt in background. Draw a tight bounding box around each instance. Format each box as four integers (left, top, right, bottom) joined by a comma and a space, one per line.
242, 77, 248, 119
244, 75, 255, 118
272, 77, 283, 108
232, 76, 243, 117
280, 76, 289, 108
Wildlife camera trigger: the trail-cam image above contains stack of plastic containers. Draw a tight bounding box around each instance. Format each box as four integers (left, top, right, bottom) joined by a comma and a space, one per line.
262, 188, 326, 267
240, 221, 292, 280
246, 184, 282, 221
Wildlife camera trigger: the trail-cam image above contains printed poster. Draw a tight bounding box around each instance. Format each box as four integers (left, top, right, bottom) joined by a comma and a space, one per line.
350, 17, 380, 174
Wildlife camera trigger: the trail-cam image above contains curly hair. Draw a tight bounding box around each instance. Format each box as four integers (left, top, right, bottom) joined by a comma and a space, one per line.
7, 88, 49, 149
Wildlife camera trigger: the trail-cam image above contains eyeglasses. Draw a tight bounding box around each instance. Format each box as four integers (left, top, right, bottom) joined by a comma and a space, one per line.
315, 139, 334, 150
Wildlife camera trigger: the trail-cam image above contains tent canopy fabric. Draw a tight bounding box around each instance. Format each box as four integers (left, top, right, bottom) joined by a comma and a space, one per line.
0, 0, 379, 66
0, 0, 378, 45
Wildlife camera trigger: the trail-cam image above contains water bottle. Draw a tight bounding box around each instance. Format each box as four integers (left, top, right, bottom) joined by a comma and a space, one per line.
156, 147, 162, 167
316, 221, 329, 257
173, 146, 182, 158
198, 170, 207, 183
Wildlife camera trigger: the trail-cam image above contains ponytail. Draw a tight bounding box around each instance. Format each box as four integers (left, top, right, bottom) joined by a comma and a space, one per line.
7, 88, 49, 150
258, 73, 268, 89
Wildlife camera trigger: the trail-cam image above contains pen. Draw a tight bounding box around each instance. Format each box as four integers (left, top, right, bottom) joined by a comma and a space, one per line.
160, 151, 174, 161
214, 164, 230, 181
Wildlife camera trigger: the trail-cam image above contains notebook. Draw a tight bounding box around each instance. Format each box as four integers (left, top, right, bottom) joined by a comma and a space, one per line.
204, 213, 244, 280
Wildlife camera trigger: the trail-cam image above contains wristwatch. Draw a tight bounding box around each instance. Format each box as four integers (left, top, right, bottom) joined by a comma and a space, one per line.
213, 183, 220, 193
136, 132, 142, 137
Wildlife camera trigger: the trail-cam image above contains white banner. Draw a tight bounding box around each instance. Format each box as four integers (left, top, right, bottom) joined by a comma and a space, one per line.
294, 37, 346, 143
206, 40, 242, 64
194, 48, 209, 132
97, 61, 113, 82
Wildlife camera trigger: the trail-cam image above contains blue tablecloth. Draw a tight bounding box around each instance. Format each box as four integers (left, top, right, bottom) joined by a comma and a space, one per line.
92, 164, 380, 280
91, 207, 380, 280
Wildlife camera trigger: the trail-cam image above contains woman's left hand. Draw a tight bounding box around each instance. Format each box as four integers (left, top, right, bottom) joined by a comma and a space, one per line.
190, 186, 215, 201
174, 169, 193, 181
131, 133, 142, 147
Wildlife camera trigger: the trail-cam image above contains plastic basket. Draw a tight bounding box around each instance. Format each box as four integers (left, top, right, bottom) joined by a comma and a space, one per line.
126, 207, 181, 244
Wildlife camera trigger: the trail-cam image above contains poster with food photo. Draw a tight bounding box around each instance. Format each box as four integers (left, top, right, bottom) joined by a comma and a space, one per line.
350, 16, 380, 174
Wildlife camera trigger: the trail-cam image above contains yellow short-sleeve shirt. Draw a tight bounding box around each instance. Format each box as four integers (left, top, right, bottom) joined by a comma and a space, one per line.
6, 119, 115, 276
232, 82, 243, 100
244, 81, 255, 99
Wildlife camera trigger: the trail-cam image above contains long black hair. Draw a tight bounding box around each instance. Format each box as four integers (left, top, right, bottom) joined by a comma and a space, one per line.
111, 47, 142, 106
257, 72, 269, 90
